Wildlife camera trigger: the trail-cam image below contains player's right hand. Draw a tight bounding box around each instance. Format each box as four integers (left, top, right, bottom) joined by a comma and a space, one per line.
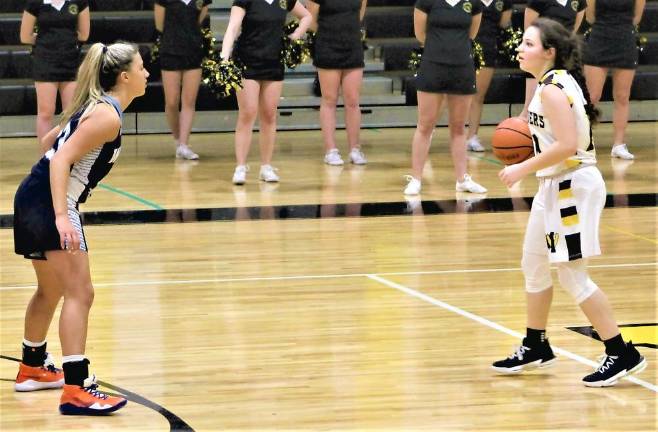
55, 215, 80, 252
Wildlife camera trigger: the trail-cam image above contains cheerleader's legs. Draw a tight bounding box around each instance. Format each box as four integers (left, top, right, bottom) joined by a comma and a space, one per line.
257, 80, 283, 165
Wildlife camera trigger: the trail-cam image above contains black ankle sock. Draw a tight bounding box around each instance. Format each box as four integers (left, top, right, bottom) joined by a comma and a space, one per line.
603, 333, 626, 356
22, 342, 47, 367
525, 328, 547, 347
63, 359, 90, 386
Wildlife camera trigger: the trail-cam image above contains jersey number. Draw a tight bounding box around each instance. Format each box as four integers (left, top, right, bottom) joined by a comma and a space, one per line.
532, 134, 541, 155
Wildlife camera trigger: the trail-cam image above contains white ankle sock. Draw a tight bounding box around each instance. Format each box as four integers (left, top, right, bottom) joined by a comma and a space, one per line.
62, 354, 86, 364
23, 339, 46, 347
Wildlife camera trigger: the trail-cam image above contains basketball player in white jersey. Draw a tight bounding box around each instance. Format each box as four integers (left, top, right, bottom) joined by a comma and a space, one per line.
490, 18, 646, 387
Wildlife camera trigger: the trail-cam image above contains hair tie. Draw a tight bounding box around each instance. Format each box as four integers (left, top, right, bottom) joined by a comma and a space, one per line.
102, 45, 108, 54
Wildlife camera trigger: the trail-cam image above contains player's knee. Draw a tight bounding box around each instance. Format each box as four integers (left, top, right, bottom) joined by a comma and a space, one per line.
556, 261, 598, 304
522, 251, 552, 293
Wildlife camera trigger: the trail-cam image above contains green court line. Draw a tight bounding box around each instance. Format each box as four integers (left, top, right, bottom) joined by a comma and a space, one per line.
97, 183, 163, 210
470, 153, 505, 167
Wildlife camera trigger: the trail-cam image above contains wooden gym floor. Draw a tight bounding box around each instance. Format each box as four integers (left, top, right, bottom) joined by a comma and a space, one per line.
0, 123, 656, 431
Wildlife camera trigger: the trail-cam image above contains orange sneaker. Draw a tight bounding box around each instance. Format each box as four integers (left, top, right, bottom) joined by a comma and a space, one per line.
59, 375, 127, 415
15, 353, 64, 392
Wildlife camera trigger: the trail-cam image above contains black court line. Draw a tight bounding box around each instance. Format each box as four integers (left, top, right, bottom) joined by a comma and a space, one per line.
567, 324, 658, 349
0, 355, 194, 431
0, 193, 656, 228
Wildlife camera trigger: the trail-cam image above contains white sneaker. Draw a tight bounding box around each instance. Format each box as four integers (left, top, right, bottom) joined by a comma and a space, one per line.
611, 144, 634, 160
176, 145, 199, 160
259, 164, 280, 182
403, 175, 421, 195
324, 149, 344, 166
456, 174, 487, 193
349, 148, 367, 165
232, 165, 249, 185
467, 135, 485, 152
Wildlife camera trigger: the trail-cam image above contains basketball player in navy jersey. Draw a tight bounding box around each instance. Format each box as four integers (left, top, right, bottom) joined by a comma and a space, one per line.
13, 42, 148, 414
491, 18, 646, 387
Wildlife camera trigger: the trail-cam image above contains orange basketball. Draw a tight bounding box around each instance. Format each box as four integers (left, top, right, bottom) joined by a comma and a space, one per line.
492, 117, 534, 165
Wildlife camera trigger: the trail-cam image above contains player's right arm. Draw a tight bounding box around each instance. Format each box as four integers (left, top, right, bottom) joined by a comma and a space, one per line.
220, 6, 246, 60
20, 11, 37, 45
49, 104, 121, 251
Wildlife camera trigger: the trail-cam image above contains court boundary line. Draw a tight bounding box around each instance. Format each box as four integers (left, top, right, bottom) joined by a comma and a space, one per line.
1, 262, 656, 291
366, 274, 658, 393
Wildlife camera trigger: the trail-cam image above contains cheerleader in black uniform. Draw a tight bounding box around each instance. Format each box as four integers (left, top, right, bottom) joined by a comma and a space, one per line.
13, 42, 148, 414
20, 0, 90, 149
466, 0, 512, 152
221, 0, 311, 185
154, 0, 212, 160
584, 0, 646, 160
306, 0, 368, 166
519, 0, 587, 120
404, 0, 487, 196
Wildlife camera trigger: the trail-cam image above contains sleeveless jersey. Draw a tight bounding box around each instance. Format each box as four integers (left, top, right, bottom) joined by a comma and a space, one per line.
29, 95, 123, 205
528, 69, 596, 177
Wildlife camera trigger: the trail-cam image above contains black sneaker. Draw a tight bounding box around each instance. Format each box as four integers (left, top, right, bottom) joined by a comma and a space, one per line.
492, 339, 557, 374
582, 341, 647, 387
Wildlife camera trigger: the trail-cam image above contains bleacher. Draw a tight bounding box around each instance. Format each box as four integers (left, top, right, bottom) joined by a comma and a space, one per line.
1, 0, 657, 136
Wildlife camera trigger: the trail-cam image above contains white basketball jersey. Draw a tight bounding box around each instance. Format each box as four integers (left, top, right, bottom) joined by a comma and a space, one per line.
528, 69, 596, 177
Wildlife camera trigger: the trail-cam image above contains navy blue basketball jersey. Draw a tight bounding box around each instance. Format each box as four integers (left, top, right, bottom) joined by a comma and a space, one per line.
30, 95, 123, 205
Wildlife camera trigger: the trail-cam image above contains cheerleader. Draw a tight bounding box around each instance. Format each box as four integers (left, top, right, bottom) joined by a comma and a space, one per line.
491, 19, 646, 387
154, 0, 213, 160
221, 0, 311, 185
404, 0, 487, 196
466, 0, 513, 152
583, 0, 646, 160
20, 0, 90, 150
13, 42, 148, 414
306, 0, 368, 166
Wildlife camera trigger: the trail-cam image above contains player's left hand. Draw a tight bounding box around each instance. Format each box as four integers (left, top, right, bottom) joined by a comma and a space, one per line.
499, 164, 526, 188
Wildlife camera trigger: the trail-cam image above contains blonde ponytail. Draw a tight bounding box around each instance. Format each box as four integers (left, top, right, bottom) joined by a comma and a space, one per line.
59, 42, 138, 126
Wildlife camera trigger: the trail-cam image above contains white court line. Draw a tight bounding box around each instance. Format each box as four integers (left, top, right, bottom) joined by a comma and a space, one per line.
366, 274, 658, 393
1, 262, 656, 291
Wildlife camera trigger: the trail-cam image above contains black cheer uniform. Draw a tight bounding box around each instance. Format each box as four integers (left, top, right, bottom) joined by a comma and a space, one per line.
312, 0, 365, 70
24, 0, 88, 82
14, 96, 123, 259
475, 0, 512, 67
232, 0, 297, 81
415, 0, 482, 94
526, 0, 587, 30
583, 0, 638, 69
157, 0, 212, 71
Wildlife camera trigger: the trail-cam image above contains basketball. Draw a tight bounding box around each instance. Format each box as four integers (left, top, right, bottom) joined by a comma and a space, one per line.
492, 117, 534, 165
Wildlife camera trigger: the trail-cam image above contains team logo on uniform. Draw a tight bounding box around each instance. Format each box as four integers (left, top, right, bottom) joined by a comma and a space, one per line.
546, 232, 560, 253
279, 0, 288, 9
196, 0, 204, 10
571, 1, 579, 11
495, 0, 504, 12
68, 4, 78, 15
463, 1, 472, 13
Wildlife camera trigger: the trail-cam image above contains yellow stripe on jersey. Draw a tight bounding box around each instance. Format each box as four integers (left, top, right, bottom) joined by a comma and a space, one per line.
565, 159, 583, 169
558, 188, 574, 200
562, 214, 580, 226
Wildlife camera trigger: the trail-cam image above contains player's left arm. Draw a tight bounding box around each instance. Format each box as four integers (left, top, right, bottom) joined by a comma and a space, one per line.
633, 0, 646, 26
77, 5, 90, 42
360, 0, 368, 22
469, 12, 482, 40
499, 85, 578, 187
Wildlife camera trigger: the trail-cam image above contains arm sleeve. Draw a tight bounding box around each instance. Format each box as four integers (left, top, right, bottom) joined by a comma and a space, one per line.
24, 0, 40, 16
526, 0, 547, 15
155, 0, 168, 6
471, 0, 482, 15
232, 0, 250, 9
78, 0, 89, 9
204, 0, 213, 6
287, 0, 297, 12
577, 0, 587, 12
503, 0, 513, 12
415, 0, 433, 14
